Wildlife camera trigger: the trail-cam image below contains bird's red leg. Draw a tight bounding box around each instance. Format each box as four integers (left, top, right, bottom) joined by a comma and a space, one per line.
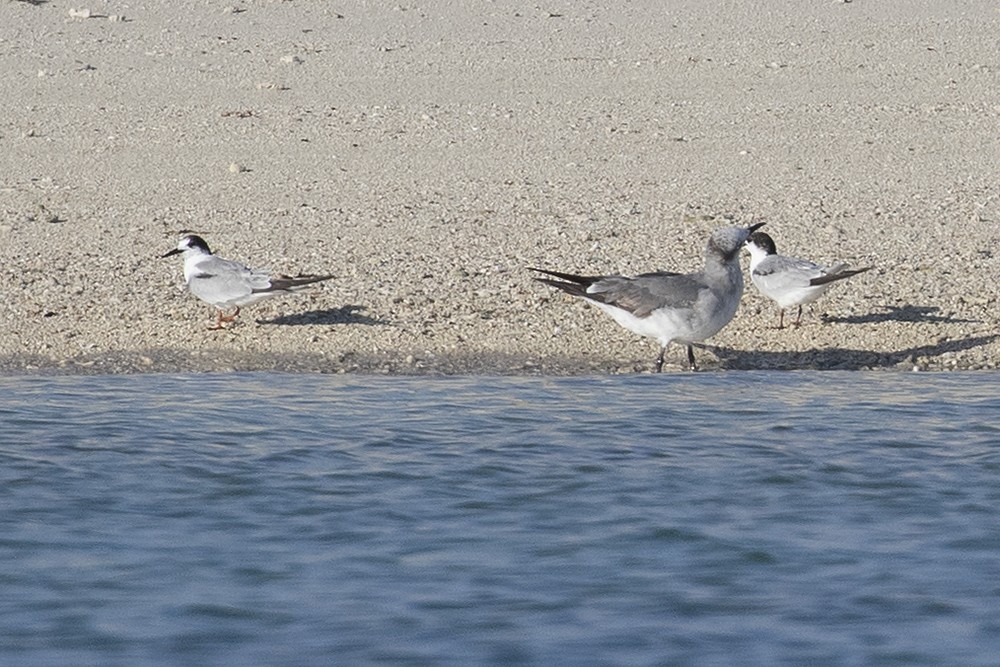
208, 307, 240, 330
218, 306, 241, 323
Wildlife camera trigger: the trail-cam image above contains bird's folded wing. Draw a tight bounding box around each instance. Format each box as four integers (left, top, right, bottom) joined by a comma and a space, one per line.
257, 273, 333, 293
190, 258, 257, 299
587, 272, 702, 318
808, 264, 870, 286
754, 256, 824, 289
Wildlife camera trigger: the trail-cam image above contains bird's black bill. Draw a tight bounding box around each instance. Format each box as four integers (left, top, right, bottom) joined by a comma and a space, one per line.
161, 248, 182, 258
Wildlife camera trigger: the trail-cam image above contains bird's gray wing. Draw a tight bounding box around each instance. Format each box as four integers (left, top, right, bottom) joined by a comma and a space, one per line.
587, 272, 705, 317
753, 255, 824, 290
189, 256, 259, 300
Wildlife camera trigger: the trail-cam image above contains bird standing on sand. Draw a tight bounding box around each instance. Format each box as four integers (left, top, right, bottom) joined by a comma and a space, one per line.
745, 231, 871, 329
532, 223, 765, 372
162, 234, 333, 329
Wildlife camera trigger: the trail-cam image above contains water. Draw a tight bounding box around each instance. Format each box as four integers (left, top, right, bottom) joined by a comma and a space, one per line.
2, 372, 999, 666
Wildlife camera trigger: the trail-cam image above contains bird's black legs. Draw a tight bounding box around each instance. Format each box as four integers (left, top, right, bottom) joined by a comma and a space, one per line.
687, 344, 698, 372
793, 305, 803, 327
654, 345, 698, 372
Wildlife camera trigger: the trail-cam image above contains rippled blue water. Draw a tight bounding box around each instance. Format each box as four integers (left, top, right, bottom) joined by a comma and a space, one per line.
2, 372, 1000, 666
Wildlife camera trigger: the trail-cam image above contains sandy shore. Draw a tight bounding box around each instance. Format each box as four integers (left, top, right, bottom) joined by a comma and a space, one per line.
2, 0, 998, 375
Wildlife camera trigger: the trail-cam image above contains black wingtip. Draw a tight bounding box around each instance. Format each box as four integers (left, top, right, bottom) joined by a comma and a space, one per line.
263, 274, 335, 293
528, 267, 598, 285
808, 265, 873, 287
534, 277, 588, 298
529, 268, 597, 298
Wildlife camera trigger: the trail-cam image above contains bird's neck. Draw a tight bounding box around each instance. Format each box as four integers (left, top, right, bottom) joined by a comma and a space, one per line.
704, 254, 745, 289
182, 252, 209, 279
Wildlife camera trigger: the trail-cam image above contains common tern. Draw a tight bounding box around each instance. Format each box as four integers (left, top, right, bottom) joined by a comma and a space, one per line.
746, 231, 871, 329
162, 234, 333, 329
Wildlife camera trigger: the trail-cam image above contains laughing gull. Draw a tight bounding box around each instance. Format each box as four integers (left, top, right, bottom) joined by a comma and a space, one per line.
532, 223, 764, 372
746, 231, 871, 329
162, 234, 333, 329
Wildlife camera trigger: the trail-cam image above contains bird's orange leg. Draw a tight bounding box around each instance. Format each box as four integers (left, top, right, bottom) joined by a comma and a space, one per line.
218, 306, 241, 323
208, 307, 240, 330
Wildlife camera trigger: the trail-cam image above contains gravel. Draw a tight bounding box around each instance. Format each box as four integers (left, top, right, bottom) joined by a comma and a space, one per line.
1, 1, 997, 375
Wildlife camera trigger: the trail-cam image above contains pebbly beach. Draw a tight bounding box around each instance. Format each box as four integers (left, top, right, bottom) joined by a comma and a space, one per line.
1, 0, 998, 375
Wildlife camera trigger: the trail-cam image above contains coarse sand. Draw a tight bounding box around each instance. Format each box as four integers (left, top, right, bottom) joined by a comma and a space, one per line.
2, 0, 998, 374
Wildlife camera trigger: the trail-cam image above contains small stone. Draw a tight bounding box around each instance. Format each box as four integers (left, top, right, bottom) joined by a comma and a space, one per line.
37, 204, 60, 224
228, 162, 247, 173
256, 82, 289, 91
68, 8, 92, 18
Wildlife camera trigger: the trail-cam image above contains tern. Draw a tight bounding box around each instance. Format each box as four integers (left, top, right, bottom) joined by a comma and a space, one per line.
746, 231, 871, 329
163, 234, 333, 329
532, 223, 764, 372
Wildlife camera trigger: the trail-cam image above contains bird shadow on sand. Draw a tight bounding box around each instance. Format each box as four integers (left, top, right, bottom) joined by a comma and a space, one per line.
257, 304, 385, 327
703, 333, 998, 371
822, 305, 980, 325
